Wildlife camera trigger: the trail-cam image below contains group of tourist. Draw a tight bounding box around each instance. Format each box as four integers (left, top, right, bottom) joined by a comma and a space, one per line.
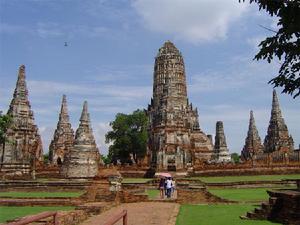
158, 177, 176, 199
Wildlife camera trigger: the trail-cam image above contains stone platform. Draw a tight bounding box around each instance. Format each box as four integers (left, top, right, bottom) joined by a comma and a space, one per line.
242, 179, 300, 224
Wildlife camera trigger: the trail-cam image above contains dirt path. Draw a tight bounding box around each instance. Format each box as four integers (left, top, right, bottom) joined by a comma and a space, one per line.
80, 202, 180, 225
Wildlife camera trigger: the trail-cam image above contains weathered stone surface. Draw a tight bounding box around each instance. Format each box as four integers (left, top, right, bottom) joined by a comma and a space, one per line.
0, 65, 43, 165
147, 41, 213, 171
49, 95, 74, 165
213, 121, 231, 162
61, 101, 100, 178
264, 90, 294, 153
241, 110, 264, 160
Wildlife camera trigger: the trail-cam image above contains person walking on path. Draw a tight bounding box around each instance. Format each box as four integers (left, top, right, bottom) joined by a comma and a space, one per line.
159, 178, 165, 199
171, 178, 176, 197
166, 177, 172, 198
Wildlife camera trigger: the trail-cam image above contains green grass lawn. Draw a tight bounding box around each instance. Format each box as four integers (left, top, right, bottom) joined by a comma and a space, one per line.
176, 204, 280, 225
197, 174, 300, 183
0, 206, 75, 223
0, 191, 83, 198
122, 178, 153, 184
208, 188, 271, 202
146, 189, 159, 199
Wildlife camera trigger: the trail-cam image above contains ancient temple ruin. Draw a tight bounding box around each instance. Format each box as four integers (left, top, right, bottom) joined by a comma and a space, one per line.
241, 110, 263, 160
61, 101, 100, 178
49, 95, 74, 165
264, 90, 294, 153
213, 121, 231, 162
147, 41, 213, 171
0, 65, 43, 165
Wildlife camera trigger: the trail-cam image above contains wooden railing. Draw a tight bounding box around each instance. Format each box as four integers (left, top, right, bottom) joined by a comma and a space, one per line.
104, 210, 128, 225
6, 211, 58, 225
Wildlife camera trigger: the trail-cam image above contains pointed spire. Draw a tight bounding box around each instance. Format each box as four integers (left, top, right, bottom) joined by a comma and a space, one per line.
241, 110, 263, 160
62, 100, 100, 178
271, 89, 283, 120
80, 100, 89, 122
264, 90, 294, 152
58, 94, 70, 123
249, 110, 257, 135
49, 95, 74, 164
74, 101, 96, 145
12, 65, 28, 102
4, 65, 43, 163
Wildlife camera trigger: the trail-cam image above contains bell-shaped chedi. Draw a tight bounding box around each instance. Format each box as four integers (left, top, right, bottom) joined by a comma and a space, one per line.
147, 41, 213, 171
49, 95, 74, 165
0, 65, 43, 164
264, 90, 294, 153
62, 101, 100, 178
214, 121, 231, 162
241, 110, 263, 160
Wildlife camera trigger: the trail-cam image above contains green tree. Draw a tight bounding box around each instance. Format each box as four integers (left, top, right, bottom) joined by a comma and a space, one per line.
231, 153, 240, 163
0, 112, 12, 165
105, 109, 148, 164
43, 153, 49, 164
101, 155, 111, 165
241, 0, 300, 98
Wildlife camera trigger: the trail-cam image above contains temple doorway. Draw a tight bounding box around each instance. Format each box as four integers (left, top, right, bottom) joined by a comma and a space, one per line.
57, 157, 62, 165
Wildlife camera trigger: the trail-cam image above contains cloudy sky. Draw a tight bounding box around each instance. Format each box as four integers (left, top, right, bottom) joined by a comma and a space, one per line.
0, 0, 299, 155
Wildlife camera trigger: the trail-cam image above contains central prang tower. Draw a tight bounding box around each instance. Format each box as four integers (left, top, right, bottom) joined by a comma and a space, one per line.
147, 41, 213, 171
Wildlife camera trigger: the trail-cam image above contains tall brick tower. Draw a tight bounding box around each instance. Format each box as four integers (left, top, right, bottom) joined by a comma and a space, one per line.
241, 110, 263, 160
0, 65, 43, 165
264, 90, 294, 153
49, 95, 74, 165
147, 41, 213, 171
62, 101, 100, 178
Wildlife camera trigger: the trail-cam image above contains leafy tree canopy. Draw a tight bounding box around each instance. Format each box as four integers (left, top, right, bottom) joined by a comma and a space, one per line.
0, 112, 12, 165
105, 109, 148, 164
241, 0, 300, 98
0, 113, 12, 146
231, 153, 240, 163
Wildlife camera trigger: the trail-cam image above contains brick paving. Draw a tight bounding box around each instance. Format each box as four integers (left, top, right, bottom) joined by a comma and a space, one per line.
80, 202, 180, 225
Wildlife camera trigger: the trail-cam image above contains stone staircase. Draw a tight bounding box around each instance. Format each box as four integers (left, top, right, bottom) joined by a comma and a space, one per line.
241, 197, 276, 220
241, 189, 300, 225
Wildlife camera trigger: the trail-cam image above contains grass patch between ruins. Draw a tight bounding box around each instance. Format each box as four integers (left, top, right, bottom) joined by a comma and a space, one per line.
176, 204, 280, 225
208, 188, 270, 202
122, 178, 153, 184
0, 191, 83, 198
0, 206, 75, 223
146, 189, 159, 199
197, 174, 300, 183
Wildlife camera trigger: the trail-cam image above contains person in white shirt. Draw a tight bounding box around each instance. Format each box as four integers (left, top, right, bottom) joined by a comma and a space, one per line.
166, 177, 172, 198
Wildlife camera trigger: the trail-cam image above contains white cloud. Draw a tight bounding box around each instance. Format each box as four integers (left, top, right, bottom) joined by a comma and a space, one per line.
189, 54, 278, 93
39, 126, 55, 153
132, 0, 248, 44
93, 122, 112, 155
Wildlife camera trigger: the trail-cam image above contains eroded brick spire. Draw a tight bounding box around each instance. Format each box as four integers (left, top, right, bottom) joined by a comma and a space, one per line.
1, 65, 43, 163
62, 101, 100, 178
49, 95, 74, 164
241, 110, 263, 160
147, 41, 213, 170
264, 90, 294, 153
214, 121, 231, 162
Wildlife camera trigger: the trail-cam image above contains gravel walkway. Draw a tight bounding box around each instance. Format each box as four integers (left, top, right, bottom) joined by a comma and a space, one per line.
80, 202, 180, 225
